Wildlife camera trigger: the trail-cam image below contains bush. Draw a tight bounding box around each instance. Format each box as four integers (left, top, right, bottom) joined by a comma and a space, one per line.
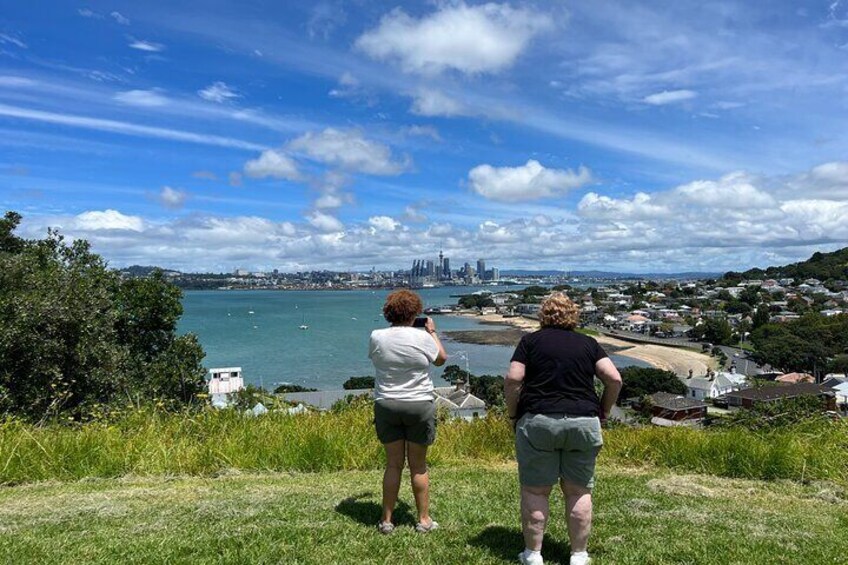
618, 367, 686, 402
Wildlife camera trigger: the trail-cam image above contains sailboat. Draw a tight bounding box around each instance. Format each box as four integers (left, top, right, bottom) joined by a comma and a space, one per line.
298, 314, 309, 330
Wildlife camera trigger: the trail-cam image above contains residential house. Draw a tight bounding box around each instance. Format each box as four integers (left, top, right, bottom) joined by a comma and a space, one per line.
433, 383, 487, 420
646, 392, 707, 426
723, 383, 836, 410
686, 370, 749, 401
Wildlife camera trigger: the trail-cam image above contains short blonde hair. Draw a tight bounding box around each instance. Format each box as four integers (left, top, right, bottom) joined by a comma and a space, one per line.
538, 292, 580, 330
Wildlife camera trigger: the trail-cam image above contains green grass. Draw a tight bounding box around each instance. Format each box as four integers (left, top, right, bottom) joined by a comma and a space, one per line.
2, 407, 847, 486
0, 464, 845, 564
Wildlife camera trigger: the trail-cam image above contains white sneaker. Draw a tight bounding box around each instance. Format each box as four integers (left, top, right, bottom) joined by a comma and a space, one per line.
518, 549, 544, 565
570, 552, 591, 565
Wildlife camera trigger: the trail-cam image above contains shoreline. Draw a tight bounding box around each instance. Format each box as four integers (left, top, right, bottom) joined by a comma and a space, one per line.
446, 312, 715, 377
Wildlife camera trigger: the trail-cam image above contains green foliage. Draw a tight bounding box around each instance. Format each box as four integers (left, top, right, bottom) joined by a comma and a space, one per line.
273, 383, 317, 393
0, 212, 205, 420
719, 397, 831, 431
342, 376, 375, 389
691, 317, 733, 345
750, 313, 848, 373
724, 247, 848, 284
457, 294, 495, 309
619, 367, 686, 402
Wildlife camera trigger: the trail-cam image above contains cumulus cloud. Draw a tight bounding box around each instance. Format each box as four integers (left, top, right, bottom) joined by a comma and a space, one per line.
368, 216, 400, 231
74, 210, 143, 231
114, 89, 169, 107
244, 150, 300, 181
355, 2, 552, 75
642, 89, 697, 105
307, 211, 344, 232
402, 125, 442, 141
128, 39, 165, 52
198, 81, 240, 103
158, 186, 187, 209
469, 160, 593, 202
21, 161, 848, 273
287, 128, 410, 175
410, 88, 468, 117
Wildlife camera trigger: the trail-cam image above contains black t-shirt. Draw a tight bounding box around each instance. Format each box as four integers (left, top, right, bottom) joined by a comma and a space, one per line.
510, 327, 608, 418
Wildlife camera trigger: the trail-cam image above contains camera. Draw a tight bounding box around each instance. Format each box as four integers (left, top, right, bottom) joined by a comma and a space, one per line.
412, 317, 428, 328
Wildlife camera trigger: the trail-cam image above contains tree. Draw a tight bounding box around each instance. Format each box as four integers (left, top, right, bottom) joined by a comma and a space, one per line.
0, 212, 206, 419
691, 318, 733, 345
618, 367, 686, 402
343, 376, 375, 389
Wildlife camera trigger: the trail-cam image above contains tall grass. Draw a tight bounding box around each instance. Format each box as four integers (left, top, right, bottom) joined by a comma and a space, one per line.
1, 406, 846, 486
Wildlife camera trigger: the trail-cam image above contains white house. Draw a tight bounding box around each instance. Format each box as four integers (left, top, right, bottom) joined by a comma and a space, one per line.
433, 384, 487, 420
686, 371, 749, 401
207, 367, 245, 408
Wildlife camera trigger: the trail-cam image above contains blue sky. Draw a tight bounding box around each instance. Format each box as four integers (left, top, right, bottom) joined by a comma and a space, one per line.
1, 0, 848, 273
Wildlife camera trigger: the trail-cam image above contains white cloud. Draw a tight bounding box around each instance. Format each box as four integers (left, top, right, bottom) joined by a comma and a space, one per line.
355, 3, 552, 75
114, 89, 169, 107
368, 216, 400, 231
0, 33, 27, 49
0, 103, 266, 151
410, 88, 468, 117
0, 76, 36, 87
111, 12, 131, 25
402, 125, 442, 141
198, 81, 240, 103
74, 210, 143, 231
77, 9, 103, 20
287, 128, 410, 175
158, 186, 187, 209
643, 89, 697, 105
129, 39, 165, 52
307, 211, 344, 232
315, 194, 345, 209
243, 149, 300, 180
469, 160, 593, 202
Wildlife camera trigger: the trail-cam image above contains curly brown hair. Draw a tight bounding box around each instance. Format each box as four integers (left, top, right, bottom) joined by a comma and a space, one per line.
538, 292, 581, 330
383, 290, 423, 325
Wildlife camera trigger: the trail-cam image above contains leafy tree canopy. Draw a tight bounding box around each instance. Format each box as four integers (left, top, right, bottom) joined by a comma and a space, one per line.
342, 376, 375, 390
618, 367, 686, 403
0, 212, 206, 420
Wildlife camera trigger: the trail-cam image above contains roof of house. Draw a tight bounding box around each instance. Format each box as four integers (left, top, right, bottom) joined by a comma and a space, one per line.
433, 387, 487, 410
649, 392, 707, 411
282, 389, 372, 410
724, 383, 834, 402
686, 377, 715, 391
774, 372, 815, 384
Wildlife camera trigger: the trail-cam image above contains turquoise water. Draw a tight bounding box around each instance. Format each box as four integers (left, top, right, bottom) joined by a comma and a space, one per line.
178, 287, 644, 390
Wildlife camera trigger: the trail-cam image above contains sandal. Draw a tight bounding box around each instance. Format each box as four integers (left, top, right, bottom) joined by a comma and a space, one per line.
415, 520, 439, 533
377, 521, 395, 535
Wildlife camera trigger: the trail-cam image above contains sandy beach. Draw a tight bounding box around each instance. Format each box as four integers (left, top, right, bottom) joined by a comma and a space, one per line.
449, 312, 715, 377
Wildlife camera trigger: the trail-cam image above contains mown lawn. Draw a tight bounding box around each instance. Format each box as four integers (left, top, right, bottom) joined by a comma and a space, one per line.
0, 463, 845, 564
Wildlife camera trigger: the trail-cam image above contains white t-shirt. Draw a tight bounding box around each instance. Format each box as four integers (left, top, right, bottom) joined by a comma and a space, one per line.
369, 326, 440, 402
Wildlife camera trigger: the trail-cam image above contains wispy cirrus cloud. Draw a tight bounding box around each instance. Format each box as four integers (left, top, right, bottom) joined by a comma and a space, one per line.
643, 89, 697, 105
128, 39, 165, 52
0, 103, 266, 151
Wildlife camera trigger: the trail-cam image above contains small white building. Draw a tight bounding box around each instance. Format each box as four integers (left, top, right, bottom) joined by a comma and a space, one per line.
433, 384, 487, 420
207, 367, 245, 408
686, 370, 749, 401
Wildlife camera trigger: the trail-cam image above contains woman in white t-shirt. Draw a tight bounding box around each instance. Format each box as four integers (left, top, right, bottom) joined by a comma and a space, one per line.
369, 290, 448, 535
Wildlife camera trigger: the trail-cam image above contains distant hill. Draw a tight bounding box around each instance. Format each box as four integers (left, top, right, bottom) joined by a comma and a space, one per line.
724, 247, 848, 282
501, 270, 721, 279
120, 265, 168, 276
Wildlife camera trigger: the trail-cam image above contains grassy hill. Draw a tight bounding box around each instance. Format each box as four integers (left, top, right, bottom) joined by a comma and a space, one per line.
0, 407, 846, 563
1, 464, 846, 564
726, 246, 848, 282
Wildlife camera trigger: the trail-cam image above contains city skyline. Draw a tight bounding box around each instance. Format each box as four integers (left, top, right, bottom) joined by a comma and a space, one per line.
2, 2, 848, 273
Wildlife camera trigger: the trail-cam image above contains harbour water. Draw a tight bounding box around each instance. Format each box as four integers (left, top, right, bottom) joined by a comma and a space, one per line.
178, 287, 646, 390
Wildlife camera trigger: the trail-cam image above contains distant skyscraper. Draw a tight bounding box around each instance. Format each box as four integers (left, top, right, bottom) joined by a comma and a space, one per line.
443, 257, 450, 279
426, 260, 435, 277
491, 267, 500, 281
477, 259, 486, 281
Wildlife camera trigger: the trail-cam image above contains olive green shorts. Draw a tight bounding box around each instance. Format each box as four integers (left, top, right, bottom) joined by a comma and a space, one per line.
374, 399, 436, 446
515, 413, 603, 489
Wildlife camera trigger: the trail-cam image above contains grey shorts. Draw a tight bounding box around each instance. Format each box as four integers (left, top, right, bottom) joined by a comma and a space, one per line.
515, 413, 603, 489
374, 399, 436, 446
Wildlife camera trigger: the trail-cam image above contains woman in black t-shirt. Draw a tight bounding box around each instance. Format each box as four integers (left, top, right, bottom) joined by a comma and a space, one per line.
505, 293, 622, 565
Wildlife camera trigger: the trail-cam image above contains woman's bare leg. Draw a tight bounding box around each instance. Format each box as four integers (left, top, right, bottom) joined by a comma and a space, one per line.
381, 440, 406, 523
406, 442, 431, 525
